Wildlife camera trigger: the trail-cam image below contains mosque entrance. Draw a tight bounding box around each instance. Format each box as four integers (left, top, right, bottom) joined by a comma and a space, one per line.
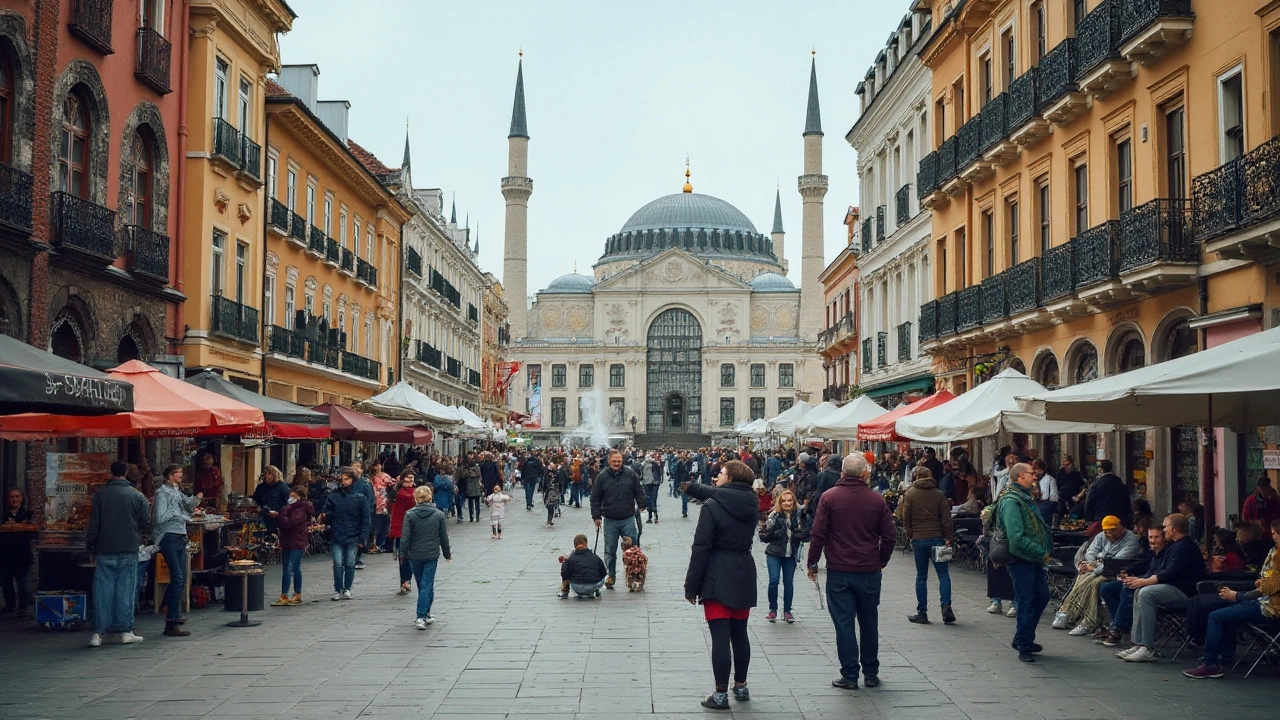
646, 308, 701, 434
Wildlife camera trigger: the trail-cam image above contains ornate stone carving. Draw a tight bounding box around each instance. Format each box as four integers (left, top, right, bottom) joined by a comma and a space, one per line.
774, 306, 796, 330
541, 305, 562, 330
750, 306, 768, 332
717, 304, 737, 326
607, 303, 626, 326
662, 259, 687, 283
567, 305, 589, 332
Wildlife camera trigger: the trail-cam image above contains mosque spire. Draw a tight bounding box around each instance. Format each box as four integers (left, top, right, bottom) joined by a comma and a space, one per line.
402, 118, 411, 169
804, 52, 823, 137
682, 157, 693, 193
474, 222, 480, 254
450, 193, 456, 225
772, 185, 784, 234
509, 54, 529, 139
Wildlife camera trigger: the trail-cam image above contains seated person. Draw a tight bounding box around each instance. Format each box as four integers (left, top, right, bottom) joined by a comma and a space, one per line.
1054, 515, 1141, 636
952, 488, 984, 516
1209, 528, 1247, 573
1101, 513, 1205, 662
1235, 520, 1271, 569
1184, 519, 1280, 679
559, 533, 607, 598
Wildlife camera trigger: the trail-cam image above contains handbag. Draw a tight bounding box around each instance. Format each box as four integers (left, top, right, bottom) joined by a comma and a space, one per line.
986, 502, 1011, 567
931, 544, 954, 563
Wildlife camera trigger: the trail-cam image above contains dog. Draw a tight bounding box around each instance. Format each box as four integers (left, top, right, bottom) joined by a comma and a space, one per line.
621, 536, 647, 593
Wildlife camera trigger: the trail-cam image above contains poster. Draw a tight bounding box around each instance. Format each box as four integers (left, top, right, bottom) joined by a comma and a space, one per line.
1263, 449, 1280, 470
44, 453, 111, 529
527, 364, 542, 429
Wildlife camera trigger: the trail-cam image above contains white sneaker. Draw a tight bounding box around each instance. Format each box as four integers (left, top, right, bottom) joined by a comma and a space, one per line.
87, 633, 102, 648
424, 614, 435, 624
120, 632, 144, 644
986, 601, 1002, 614
1006, 605, 1017, 618
415, 618, 426, 631
1069, 622, 1093, 636
341, 590, 352, 600
1052, 611, 1069, 629
331, 592, 342, 601
1123, 646, 1157, 663
1116, 645, 1141, 658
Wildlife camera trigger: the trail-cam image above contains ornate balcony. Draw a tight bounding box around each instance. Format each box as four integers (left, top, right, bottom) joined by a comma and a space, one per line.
895, 184, 912, 226
823, 384, 851, 403
1119, 0, 1194, 66
50, 191, 116, 266
1007, 68, 1050, 148
1041, 241, 1077, 302
979, 93, 1007, 154
917, 152, 939, 200
324, 237, 340, 266
936, 292, 958, 338
1193, 159, 1241, 242
269, 198, 291, 237
211, 117, 243, 169
1118, 197, 1196, 270
957, 286, 982, 331
981, 272, 1009, 324
307, 226, 325, 256
1038, 39, 1086, 126
407, 246, 423, 277
875, 206, 886, 243
340, 248, 355, 274
288, 211, 306, 244
69, 0, 113, 55
267, 325, 306, 359
1074, 221, 1121, 291
1195, 134, 1280, 261
936, 136, 958, 184
240, 137, 262, 183
1007, 257, 1042, 315
861, 338, 872, 374
875, 332, 887, 368
341, 351, 381, 382
124, 225, 169, 283
356, 258, 377, 288
956, 114, 985, 176
1240, 134, 1280, 228
1076, 0, 1133, 100
210, 295, 259, 344
861, 218, 873, 253
134, 27, 171, 94
897, 322, 913, 363
0, 162, 34, 243
919, 300, 938, 342
307, 338, 339, 369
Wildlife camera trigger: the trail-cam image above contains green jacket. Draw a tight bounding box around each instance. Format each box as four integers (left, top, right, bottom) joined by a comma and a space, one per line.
997, 483, 1051, 563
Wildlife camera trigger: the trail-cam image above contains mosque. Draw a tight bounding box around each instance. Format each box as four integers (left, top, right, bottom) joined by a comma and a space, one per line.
502, 59, 830, 446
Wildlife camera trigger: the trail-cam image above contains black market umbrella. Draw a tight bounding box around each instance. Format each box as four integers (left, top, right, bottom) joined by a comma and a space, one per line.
0, 334, 133, 416
185, 370, 329, 440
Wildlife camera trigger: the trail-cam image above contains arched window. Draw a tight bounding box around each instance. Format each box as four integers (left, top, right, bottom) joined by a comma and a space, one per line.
1118, 337, 1144, 373
125, 130, 152, 227
58, 93, 89, 198
0, 51, 13, 164
1073, 344, 1098, 385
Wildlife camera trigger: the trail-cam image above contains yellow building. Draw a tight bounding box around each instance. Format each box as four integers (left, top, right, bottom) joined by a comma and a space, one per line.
817, 207, 860, 405
915, 0, 1280, 520
181, 0, 294, 389
260, 66, 410, 407
481, 275, 511, 424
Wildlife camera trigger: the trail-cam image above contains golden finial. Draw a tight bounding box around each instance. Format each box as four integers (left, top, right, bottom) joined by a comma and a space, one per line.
519, 47, 523, 58
683, 156, 693, 193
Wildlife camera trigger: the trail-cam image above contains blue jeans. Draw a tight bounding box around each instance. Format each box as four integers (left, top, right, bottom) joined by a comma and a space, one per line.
825, 569, 882, 681
602, 516, 638, 579
645, 485, 660, 518
91, 553, 137, 635
394, 538, 412, 584
571, 578, 606, 596
0, 562, 30, 610
681, 489, 690, 516
570, 482, 584, 506
767, 554, 796, 613
281, 549, 303, 596
911, 538, 952, 614
409, 558, 439, 618
1100, 579, 1134, 632
1007, 559, 1051, 652
331, 542, 357, 593
158, 532, 188, 621
1201, 601, 1266, 666
524, 482, 538, 509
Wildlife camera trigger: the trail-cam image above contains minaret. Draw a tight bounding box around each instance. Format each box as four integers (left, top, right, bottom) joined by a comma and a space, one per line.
502, 56, 532, 339
771, 186, 787, 273
798, 56, 827, 343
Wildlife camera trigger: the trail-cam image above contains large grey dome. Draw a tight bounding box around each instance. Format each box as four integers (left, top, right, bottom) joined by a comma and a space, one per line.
620, 193, 758, 235
749, 272, 796, 293
542, 273, 596, 294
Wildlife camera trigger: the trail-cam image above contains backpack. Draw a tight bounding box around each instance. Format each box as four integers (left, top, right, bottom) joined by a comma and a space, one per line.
572, 459, 582, 482
985, 496, 1011, 567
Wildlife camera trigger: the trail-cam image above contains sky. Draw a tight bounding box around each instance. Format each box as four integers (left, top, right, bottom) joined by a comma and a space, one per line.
278, 0, 913, 299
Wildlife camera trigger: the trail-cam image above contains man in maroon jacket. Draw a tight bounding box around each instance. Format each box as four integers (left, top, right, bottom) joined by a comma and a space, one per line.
807, 453, 896, 690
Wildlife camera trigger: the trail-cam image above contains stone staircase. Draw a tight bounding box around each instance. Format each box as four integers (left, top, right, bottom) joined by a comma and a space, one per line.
632, 432, 712, 450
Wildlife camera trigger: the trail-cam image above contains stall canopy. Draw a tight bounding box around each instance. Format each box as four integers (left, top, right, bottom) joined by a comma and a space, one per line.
800, 395, 888, 438
186, 371, 329, 440
359, 381, 462, 426
763, 401, 813, 435
856, 390, 955, 442
735, 418, 768, 438
0, 360, 264, 439
0, 334, 134, 416
314, 403, 423, 443
1018, 325, 1280, 432
895, 369, 1120, 442
453, 406, 491, 438
795, 402, 840, 435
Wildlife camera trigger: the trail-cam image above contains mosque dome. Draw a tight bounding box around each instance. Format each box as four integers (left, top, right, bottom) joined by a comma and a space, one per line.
542, 273, 596, 294
749, 272, 797, 293
598, 191, 778, 266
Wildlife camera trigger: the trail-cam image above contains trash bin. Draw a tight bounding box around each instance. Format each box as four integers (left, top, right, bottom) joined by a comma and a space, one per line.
222, 569, 264, 612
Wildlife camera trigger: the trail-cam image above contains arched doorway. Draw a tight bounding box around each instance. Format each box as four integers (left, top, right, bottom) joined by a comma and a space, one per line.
646, 308, 702, 434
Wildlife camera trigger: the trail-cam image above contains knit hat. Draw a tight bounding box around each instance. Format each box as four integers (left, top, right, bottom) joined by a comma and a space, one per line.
1101, 515, 1122, 530
797, 452, 810, 464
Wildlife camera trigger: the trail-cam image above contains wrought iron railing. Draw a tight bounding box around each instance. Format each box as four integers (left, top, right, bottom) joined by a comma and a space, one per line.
875, 206, 886, 243
861, 218, 873, 253
406, 246, 423, 277
289, 211, 306, 243
896, 184, 911, 225
212, 117, 242, 167
980, 93, 1008, 153
241, 137, 261, 180
210, 295, 259, 343
917, 152, 939, 198
1119, 198, 1196, 272
1075, 221, 1120, 289
1193, 158, 1241, 241
1075, 0, 1122, 80
937, 136, 958, 183
981, 272, 1009, 324
1119, 0, 1194, 44
1007, 67, 1039, 129
306, 338, 339, 368
936, 292, 958, 337
269, 198, 291, 233
0, 162, 34, 234
134, 27, 171, 94
1008, 257, 1041, 314
325, 237, 340, 264
124, 225, 169, 282
50, 191, 116, 260
919, 300, 938, 341
307, 226, 325, 255
957, 114, 984, 169
876, 332, 888, 367
341, 248, 354, 273
356, 258, 377, 286
823, 385, 851, 403
1041, 241, 1077, 301
862, 338, 872, 374
957, 286, 983, 331
69, 0, 113, 54
897, 322, 913, 363
268, 325, 307, 358
446, 356, 462, 379
1038, 38, 1078, 111
341, 351, 381, 382
1240, 134, 1280, 228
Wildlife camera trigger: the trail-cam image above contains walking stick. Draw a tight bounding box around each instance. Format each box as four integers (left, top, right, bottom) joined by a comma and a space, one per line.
593, 523, 601, 554
812, 572, 825, 610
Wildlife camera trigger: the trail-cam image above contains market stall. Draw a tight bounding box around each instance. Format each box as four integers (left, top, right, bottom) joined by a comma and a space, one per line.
801, 395, 888, 439
763, 400, 813, 435
0, 334, 134, 416
185, 371, 329, 440
856, 391, 955, 443
358, 381, 462, 427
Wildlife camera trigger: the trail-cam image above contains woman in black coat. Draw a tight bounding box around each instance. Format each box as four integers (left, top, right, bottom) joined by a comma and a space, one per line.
683, 460, 758, 711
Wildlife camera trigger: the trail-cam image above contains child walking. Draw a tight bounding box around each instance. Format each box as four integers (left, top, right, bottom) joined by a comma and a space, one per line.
486, 485, 512, 539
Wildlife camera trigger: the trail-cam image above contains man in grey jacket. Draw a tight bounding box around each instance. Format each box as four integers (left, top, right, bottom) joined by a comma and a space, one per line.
86, 461, 151, 648
591, 450, 647, 589
152, 464, 202, 637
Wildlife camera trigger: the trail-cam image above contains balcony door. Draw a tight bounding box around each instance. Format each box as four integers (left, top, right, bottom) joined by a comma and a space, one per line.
58, 94, 89, 198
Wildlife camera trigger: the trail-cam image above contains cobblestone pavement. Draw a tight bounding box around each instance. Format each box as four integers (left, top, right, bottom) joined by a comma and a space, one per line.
0, 491, 1275, 719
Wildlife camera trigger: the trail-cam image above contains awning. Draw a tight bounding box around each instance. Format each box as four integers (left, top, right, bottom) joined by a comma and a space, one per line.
763, 400, 814, 435
186, 371, 329, 440
861, 373, 935, 399
0, 334, 133, 416
800, 395, 888, 438
358, 381, 463, 426
857, 390, 955, 442
314, 403, 417, 443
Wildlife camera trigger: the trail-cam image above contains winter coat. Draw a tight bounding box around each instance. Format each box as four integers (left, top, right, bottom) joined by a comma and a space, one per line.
479, 461, 501, 493
812, 458, 842, 512
487, 492, 512, 522
86, 478, 150, 555
539, 473, 561, 508
764, 456, 784, 486
389, 486, 417, 539
1084, 473, 1132, 526
997, 483, 1052, 564
684, 481, 759, 609
561, 546, 607, 585
460, 465, 483, 497
641, 460, 661, 486
399, 503, 451, 562
521, 456, 544, 486
433, 474, 456, 512
760, 509, 808, 558
806, 475, 895, 573
900, 478, 954, 542
1243, 491, 1280, 528
322, 486, 371, 546
352, 477, 375, 525
251, 479, 290, 520
276, 499, 314, 550
591, 465, 646, 520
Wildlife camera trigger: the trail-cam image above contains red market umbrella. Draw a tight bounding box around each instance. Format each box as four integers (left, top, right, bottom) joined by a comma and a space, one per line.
186, 371, 328, 440
0, 360, 265, 439
856, 390, 956, 443
314, 403, 417, 443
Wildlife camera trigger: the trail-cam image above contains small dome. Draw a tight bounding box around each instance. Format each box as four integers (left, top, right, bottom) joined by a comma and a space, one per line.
543, 273, 596, 294
750, 272, 796, 292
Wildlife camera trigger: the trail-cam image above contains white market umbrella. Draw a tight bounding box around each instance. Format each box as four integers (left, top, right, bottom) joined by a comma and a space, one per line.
895, 368, 1119, 442
736, 418, 768, 437
764, 400, 813, 435
795, 401, 840, 435
805, 395, 887, 439
1017, 325, 1280, 432
449, 405, 492, 439
359, 381, 463, 426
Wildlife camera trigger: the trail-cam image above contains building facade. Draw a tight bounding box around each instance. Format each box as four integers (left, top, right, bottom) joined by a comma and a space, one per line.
817, 226, 859, 406
480, 275, 511, 423
848, 8, 936, 409
915, 0, 1280, 520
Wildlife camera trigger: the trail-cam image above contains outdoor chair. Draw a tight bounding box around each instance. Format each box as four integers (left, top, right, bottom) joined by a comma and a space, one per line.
1153, 599, 1191, 658
1233, 619, 1280, 679
1047, 545, 1080, 602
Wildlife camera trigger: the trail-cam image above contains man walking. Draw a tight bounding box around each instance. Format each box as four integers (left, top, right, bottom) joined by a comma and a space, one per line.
320, 467, 370, 600
807, 454, 895, 689
591, 449, 647, 589
86, 461, 151, 647
642, 453, 662, 524
522, 452, 544, 511
1000, 463, 1053, 662
153, 464, 202, 637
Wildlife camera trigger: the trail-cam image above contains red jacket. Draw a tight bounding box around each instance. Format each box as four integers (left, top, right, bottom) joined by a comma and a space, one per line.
1242, 492, 1280, 529
276, 499, 314, 550
389, 486, 416, 538
806, 475, 895, 573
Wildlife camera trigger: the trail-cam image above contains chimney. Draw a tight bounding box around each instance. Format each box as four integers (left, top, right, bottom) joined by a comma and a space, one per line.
277, 64, 319, 112
316, 100, 350, 145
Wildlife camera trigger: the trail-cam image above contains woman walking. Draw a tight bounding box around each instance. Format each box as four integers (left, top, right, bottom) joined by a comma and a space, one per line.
460, 455, 483, 522
684, 460, 759, 711
434, 459, 459, 523
389, 473, 418, 595
540, 461, 562, 528
398, 486, 451, 629
899, 466, 955, 624
273, 486, 314, 606
760, 489, 807, 624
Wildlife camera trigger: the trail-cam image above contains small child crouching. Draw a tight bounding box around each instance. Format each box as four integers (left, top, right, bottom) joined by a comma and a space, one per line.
558, 533, 607, 599
622, 535, 648, 592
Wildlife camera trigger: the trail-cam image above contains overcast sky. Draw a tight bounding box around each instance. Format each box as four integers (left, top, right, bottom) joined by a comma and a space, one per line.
278, 0, 911, 298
